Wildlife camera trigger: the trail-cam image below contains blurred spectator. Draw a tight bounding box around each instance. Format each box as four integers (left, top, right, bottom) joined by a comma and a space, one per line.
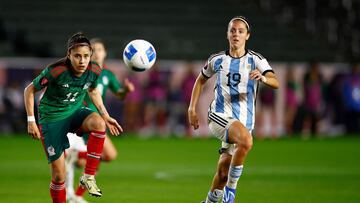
300, 61, 327, 136
3, 81, 25, 132
327, 67, 347, 129
256, 85, 278, 139
141, 64, 168, 136
181, 63, 197, 137
123, 73, 144, 133
166, 67, 187, 136
284, 68, 299, 135
342, 63, 360, 134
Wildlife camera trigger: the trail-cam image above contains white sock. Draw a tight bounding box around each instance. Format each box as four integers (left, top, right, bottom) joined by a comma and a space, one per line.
226, 165, 243, 189
65, 163, 75, 198
206, 189, 223, 203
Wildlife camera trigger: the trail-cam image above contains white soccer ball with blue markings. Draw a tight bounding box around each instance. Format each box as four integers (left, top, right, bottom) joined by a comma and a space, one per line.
123, 39, 156, 72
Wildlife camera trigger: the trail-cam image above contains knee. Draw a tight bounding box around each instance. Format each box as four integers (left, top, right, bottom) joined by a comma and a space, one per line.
238, 135, 253, 152
90, 115, 106, 131
229, 123, 253, 152
52, 168, 65, 182
102, 151, 117, 162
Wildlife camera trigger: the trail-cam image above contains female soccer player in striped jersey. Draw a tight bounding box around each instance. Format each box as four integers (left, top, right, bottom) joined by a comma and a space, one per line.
24, 33, 123, 203
188, 16, 279, 203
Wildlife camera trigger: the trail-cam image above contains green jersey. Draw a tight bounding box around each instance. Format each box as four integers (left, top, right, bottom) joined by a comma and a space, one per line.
33, 58, 101, 124
83, 67, 122, 111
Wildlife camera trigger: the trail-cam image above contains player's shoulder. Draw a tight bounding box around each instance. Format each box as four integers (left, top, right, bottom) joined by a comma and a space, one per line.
47, 58, 69, 78
248, 49, 266, 60
207, 51, 226, 62
88, 61, 102, 76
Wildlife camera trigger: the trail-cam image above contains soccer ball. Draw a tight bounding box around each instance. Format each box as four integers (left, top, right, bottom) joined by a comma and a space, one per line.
123, 39, 156, 72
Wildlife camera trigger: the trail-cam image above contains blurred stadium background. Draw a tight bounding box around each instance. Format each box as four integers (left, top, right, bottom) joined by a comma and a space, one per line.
0, 0, 359, 202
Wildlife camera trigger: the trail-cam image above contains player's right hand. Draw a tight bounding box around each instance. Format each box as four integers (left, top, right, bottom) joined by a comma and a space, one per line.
124, 78, 135, 92
188, 109, 199, 130
27, 122, 41, 140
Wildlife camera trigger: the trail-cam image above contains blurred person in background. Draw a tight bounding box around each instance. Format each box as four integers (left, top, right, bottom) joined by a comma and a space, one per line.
301, 60, 327, 137
23, 32, 122, 203
342, 63, 360, 134
284, 68, 299, 135
182, 63, 197, 137
65, 38, 134, 203
141, 65, 168, 136
3, 81, 26, 132
122, 72, 144, 133
256, 85, 278, 139
166, 66, 187, 136
188, 16, 279, 203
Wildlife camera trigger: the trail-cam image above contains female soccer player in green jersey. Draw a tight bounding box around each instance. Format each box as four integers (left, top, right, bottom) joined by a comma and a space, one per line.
24, 32, 123, 203
65, 38, 135, 202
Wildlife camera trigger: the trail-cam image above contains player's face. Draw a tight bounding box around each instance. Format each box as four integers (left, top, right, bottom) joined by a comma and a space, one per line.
68, 45, 92, 76
91, 42, 107, 66
227, 20, 250, 50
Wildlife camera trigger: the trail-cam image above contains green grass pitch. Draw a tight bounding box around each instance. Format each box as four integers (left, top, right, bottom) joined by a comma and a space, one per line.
0, 134, 359, 203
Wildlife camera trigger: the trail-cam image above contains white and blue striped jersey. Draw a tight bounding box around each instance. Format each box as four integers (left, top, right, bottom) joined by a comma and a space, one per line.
202, 50, 274, 131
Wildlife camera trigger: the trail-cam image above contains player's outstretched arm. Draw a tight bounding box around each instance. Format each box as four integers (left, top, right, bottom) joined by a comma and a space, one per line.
249, 69, 279, 89
188, 73, 208, 130
24, 83, 41, 139
115, 78, 135, 100
88, 87, 123, 136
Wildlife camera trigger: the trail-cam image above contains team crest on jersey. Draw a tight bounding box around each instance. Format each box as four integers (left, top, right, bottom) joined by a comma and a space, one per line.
103, 76, 109, 85
40, 77, 49, 86
47, 146, 56, 156
83, 82, 91, 89
247, 64, 252, 70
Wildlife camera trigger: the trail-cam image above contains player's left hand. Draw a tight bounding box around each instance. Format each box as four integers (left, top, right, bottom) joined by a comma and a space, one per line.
250, 69, 266, 82
124, 78, 135, 92
103, 115, 123, 136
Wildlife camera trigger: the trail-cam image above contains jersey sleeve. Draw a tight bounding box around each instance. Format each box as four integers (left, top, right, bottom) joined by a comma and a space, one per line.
108, 71, 122, 94
89, 62, 102, 89
201, 57, 215, 78
254, 55, 274, 75
32, 67, 53, 91
90, 76, 100, 89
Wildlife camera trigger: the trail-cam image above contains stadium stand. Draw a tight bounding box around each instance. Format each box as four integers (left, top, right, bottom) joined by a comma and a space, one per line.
0, 0, 358, 61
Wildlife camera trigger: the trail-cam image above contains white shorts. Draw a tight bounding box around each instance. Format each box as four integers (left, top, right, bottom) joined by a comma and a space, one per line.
208, 112, 237, 156
67, 133, 87, 152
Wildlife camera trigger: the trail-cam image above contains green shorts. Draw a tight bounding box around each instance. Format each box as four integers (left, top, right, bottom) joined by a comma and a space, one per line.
40, 107, 95, 163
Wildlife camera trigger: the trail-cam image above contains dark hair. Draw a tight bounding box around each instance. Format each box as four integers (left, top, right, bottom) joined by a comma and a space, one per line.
228, 16, 251, 33
90, 38, 107, 50
67, 32, 91, 52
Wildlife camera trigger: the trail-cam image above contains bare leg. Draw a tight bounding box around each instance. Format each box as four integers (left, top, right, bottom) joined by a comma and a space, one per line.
222, 121, 253, 203
204, 153, 231, 203
210, 153, 232, 191
101, 134, 118, 162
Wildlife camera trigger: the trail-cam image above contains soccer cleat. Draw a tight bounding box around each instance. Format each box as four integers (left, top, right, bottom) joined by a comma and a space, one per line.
222, 186, 236, 203
79, 175, 102, 197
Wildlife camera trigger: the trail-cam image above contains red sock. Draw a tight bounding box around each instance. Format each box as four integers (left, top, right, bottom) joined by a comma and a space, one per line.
75, 185, 87, 197
49, 181, 66, 203
78, 151, 87, 159
85, 130, 105, 175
